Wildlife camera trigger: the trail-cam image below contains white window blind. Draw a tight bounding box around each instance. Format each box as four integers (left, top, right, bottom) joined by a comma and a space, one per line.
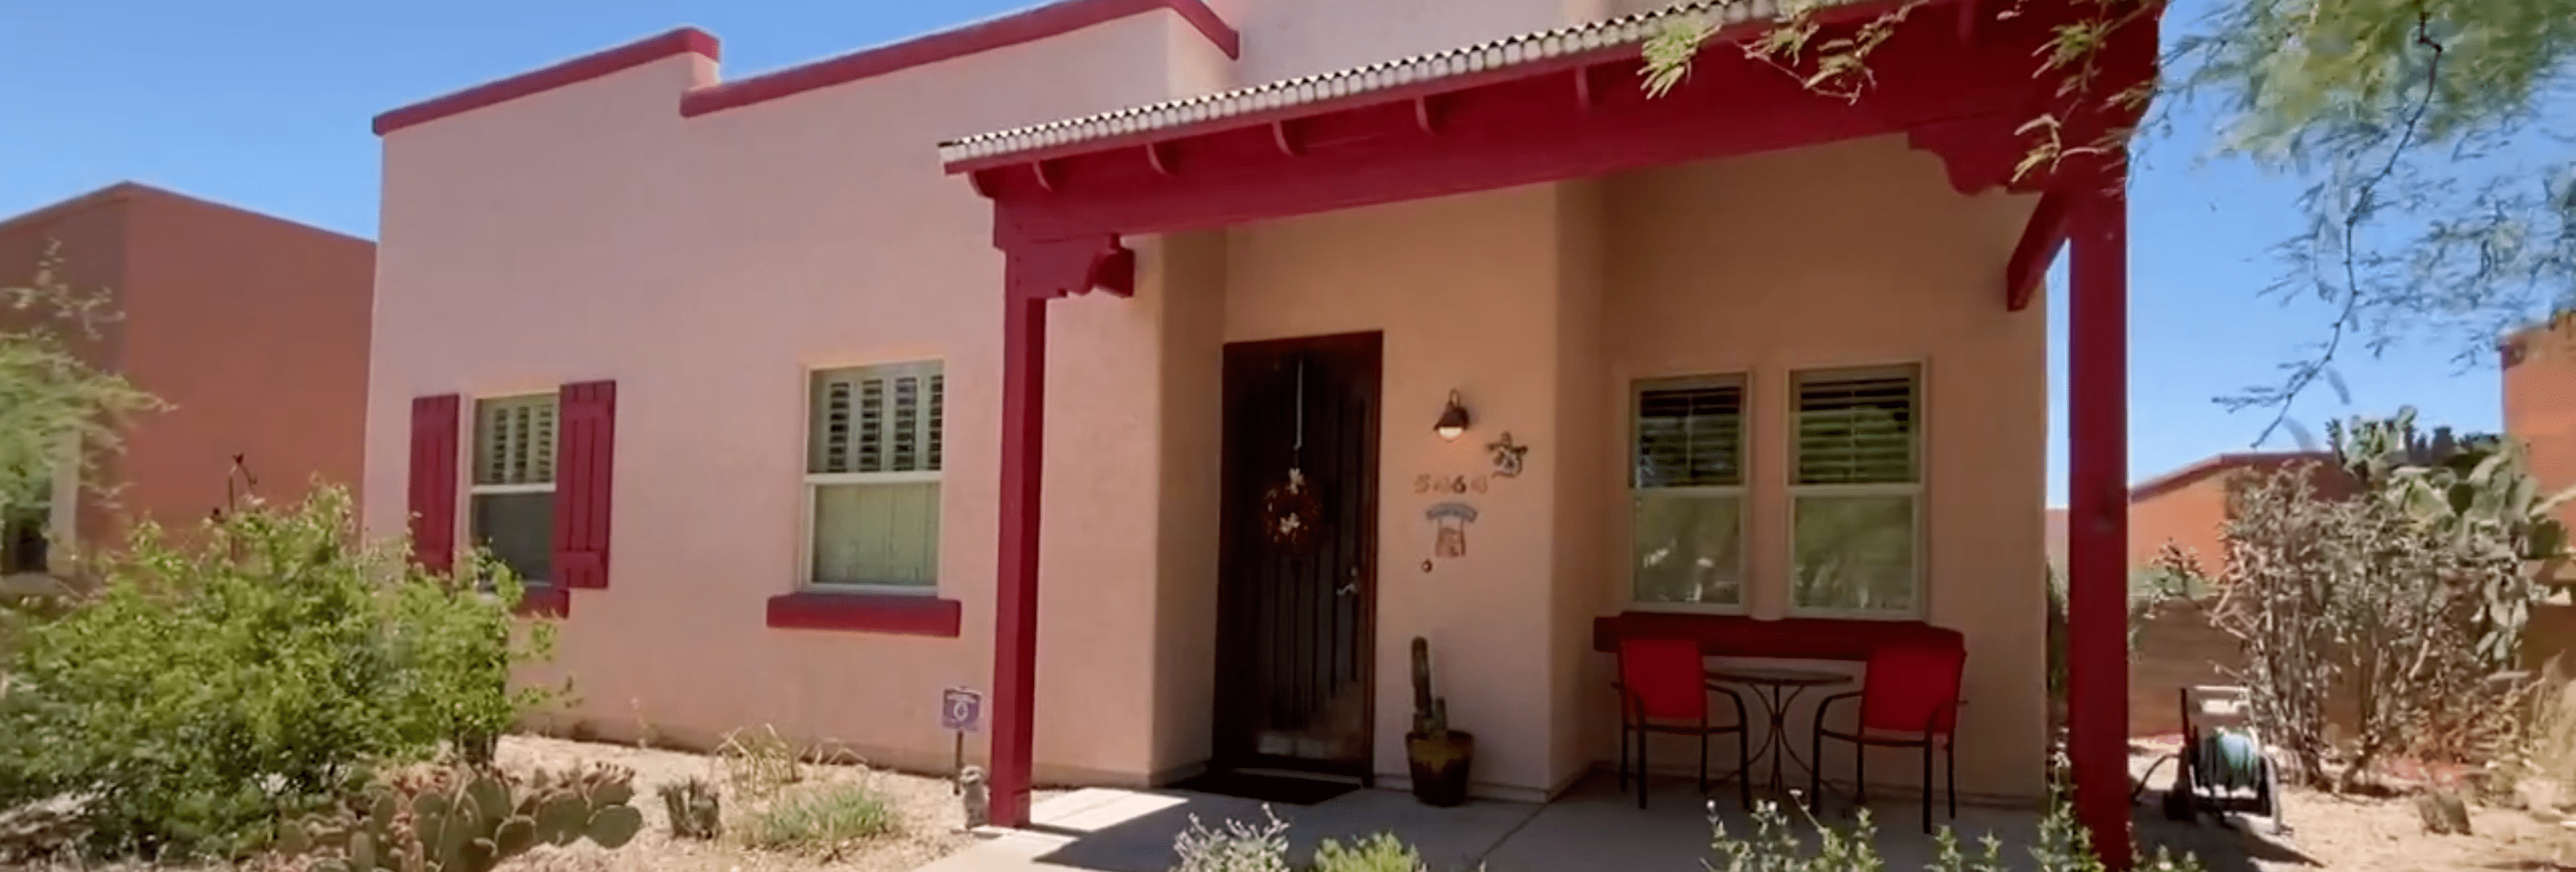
1630, 376, 1746, 610
1635, 380, 1744, 488
471, 394, 558, 584
475, 395, 558, 487
1794, 368, 1916, 485
807, 362, 944, 590
810, 362, 944, 476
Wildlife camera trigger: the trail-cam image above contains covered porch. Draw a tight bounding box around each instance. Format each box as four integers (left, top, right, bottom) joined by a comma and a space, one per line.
947, 0, 2159, 864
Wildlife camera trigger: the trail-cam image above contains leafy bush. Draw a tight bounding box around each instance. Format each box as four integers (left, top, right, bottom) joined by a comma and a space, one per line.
1311, 832, 1424, 872
734, 782, 893, 855
2209, 463, 2540, 789
0, 486, 558, 860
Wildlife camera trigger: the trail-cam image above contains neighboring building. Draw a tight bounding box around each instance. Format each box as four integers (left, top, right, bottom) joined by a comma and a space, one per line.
2505, 321, 2576, 533
2123, 452, 2349, 577
0, 183, 375, 586
364, 0, 2159, 837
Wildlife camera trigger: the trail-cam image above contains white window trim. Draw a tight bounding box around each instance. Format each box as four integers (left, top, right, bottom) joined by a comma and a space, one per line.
3, 436, 80, 582
467, 392, 558, 586
1626, 376, 1750, 614
1785, 364, 1926, 620
798, 363, 944, 595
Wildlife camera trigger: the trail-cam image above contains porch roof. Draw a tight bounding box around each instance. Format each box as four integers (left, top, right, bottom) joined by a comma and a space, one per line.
936, 0, 1865, 166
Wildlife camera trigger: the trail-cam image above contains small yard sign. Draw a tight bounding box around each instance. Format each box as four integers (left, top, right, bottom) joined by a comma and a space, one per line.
942, 687, 985, 733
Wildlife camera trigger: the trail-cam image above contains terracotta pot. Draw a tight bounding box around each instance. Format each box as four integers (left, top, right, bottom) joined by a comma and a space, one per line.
1405, 730, 1474, 807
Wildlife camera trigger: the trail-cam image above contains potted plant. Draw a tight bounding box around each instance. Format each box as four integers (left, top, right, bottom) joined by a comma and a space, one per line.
1405, 636, 1474, 806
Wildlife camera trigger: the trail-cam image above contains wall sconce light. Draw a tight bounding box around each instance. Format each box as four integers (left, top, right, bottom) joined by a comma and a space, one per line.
1434, 390, 1473, 441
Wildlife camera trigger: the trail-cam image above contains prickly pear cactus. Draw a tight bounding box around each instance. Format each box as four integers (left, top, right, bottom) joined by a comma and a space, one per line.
657, 777, 722, 841
275, 763, 645, 872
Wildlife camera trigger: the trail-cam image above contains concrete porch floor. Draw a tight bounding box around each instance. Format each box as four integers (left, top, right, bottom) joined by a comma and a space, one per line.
917, 774, 2068, 872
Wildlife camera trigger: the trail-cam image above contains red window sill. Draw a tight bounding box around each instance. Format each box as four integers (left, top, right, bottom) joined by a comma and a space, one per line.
766, 591, 962, 637
515, 586, 571, 619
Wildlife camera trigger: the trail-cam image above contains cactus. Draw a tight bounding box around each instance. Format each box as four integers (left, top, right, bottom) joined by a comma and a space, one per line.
658, 777, 723, 841
277, 762, 645, 872
1409, 636, 1447, 739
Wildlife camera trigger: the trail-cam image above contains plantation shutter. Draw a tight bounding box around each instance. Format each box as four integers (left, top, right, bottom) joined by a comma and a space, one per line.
553, 381, 616, 590
473, 396, 558, 486
407, 394, 462, 572
1635, 380, 1744, 487
1793, 367, 1918, 485
809, 364, 944, 475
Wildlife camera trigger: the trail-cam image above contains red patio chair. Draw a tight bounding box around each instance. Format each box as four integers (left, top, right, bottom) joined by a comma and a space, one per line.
1810, 643, 1965, 832
1615, 638, 1750, 809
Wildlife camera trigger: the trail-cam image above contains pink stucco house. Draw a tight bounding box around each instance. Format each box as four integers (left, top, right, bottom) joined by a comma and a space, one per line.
366, 0, 2158, 857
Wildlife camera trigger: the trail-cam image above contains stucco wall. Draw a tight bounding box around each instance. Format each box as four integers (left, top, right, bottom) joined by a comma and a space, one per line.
1209, 0, 1628, 84
118, 192, 375, 524
1599, 137, 2048, 799
365, 14, 1234, 783
1223, 183, 1588, 797
1, 186, 371, 553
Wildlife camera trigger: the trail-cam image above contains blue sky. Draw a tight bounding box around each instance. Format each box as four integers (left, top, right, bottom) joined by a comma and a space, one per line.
0, 1, 2507, 503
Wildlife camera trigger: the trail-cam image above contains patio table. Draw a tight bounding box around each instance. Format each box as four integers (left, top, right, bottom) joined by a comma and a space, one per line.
1705, 664, 1850, 797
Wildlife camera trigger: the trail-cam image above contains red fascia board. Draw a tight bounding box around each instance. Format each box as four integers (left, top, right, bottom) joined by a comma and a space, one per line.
766, 592, 964, 637
373, 28, 721, 136
681, 0, 1239, 119
939, 0, 1917, 175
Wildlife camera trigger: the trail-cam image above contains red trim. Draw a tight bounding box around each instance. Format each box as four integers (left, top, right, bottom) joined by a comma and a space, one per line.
2004, 187, 2073, 312
552, 381, 618, 590
407, 394, 461, 572
947, 0, 1917, 176
516, 585, 572, 619
1591, 613, 1963, 661
988, 294, 1049, 829
2066, 162, 2133, 870
373, 28, 719, 136
680, 0, 1237, 119
966, 8, 2086, 244
765, 592, 963, 636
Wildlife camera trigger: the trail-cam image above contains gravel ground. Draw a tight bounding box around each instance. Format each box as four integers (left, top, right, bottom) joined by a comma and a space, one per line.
20, 735, 1065, 872
2130, 738, 2576, 872
492, 735, 1063, 872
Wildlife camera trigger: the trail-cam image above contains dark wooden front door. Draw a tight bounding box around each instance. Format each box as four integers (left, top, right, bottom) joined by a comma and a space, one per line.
1214, 332, 1382, 779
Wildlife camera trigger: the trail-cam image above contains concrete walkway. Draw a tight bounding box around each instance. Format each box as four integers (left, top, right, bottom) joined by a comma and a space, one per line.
917, 775, 2057, 872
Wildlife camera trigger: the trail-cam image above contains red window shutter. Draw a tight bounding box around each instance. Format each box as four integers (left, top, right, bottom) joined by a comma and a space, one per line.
553, 381, 616, 590
407, 394, 462, 572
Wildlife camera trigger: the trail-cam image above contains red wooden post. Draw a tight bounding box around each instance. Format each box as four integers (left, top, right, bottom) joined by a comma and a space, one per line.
2065, 160, 2133, 869
988, 291, 1050, 830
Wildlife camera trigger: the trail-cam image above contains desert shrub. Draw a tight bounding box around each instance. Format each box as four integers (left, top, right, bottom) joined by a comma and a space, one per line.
2210, 462, 2544, 789
733, 782, 893, 856
1169, 806, 1289, 872
1310, 832, 1423, 872
716, 724, 806, 801
0, 486, 558, 860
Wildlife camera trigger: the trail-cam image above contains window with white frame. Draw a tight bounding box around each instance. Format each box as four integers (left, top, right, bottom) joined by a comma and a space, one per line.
1, 439, 78, 579
1630, 376, 1747, 609
1789, 364, 1922, 616
472, 394, 558, 585
806, 362, 943, 590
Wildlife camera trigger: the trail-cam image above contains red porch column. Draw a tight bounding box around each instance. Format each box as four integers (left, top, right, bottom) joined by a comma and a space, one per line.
985, 234, 1131, 830
989, 291, 1048, 830
2065, 159, 2133, 868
